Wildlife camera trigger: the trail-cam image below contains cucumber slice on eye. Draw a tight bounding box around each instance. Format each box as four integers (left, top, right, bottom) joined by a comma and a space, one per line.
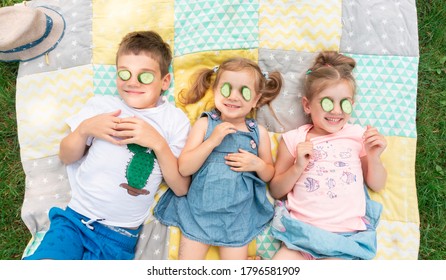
241, 86, 251, 101
321, 97, 334, 112
118, 70, 131, 81
341, 98, 353, 114
138, 72, 154, 84
221, 82, 231, 98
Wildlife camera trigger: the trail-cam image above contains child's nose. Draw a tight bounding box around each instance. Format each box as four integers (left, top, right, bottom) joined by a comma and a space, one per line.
331, 103, 343, 114
227, 89, 239, 100
127, 75, 141, 86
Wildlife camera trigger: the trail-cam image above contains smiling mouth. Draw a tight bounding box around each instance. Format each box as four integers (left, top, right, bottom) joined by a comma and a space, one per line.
225, 103, 240, 109
125, 90, 145, 95
325, 117, 342, 123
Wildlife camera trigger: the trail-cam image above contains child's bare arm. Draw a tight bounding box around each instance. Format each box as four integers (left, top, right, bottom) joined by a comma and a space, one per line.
361, 125, 387, 192
59, 110, 121, 165
59, 128, 89, 165
179, 117, 236, 176
154, 141, 190, 196
269, 140, 312, 199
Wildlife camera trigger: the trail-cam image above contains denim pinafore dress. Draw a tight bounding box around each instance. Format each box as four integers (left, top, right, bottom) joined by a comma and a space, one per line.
154, 110, 274, 247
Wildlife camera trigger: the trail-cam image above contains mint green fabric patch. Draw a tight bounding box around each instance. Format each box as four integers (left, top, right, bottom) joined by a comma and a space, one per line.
22, 231, 46, 259
93, 64, 118, 96
256, 226, 281, 260
349, 54, 418, 138
93, 65, 175, 103
174, 0, 259, 56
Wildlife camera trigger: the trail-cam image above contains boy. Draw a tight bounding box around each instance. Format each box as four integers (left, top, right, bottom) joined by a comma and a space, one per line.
24, 31, 190, 260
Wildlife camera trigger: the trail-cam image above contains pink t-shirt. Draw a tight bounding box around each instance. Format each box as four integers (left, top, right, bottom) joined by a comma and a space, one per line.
283, 123, 367, 232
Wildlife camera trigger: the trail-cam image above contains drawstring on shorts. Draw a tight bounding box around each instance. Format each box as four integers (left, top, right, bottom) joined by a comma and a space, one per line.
81, 218, 105, 230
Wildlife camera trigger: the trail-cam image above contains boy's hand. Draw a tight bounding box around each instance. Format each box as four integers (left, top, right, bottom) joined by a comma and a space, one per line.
120, 183, 150, 196
113, 116, 165, 151
81, 110, 122, 145
363, 125, 387, 158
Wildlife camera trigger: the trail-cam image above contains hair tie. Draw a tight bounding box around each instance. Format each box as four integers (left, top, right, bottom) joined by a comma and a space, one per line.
262, 70, 269, 79
305, 69, 312, 75
325, 63, 333, 68
213, 66, 219, 73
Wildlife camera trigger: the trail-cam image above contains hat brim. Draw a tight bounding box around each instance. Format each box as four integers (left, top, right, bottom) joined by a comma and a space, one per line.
0, 6, 66, 62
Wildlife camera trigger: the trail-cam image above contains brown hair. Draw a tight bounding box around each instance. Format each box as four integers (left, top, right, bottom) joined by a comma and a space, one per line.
304, 51, 356, 101
179, 57, 283, 113
116, 31, 172, 77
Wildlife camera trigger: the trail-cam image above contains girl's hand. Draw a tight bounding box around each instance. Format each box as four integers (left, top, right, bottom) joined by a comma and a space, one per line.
208, 122, 237, 148
363, 125, 387, 158
295, 141, 313, 169
224, 148, 263, 172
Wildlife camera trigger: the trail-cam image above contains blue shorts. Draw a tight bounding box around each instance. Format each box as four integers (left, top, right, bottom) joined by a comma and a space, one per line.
23, 207, 141, 260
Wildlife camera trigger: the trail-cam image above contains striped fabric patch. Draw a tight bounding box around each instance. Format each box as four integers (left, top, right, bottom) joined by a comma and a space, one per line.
259, 0, 342, 51
16, 66, 94, 161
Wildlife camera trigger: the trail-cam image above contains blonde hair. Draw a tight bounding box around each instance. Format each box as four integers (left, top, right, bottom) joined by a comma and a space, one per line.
179, 57, 283, 113
304, 51, 356, 101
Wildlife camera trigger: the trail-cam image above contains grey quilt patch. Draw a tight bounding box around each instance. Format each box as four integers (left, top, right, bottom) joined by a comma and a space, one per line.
20, 155, 71, 244
257, 48, 313, 133
340, 0, 419, 56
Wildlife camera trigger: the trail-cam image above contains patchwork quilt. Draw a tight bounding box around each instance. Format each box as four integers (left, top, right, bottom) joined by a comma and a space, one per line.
16, 0, 420, 260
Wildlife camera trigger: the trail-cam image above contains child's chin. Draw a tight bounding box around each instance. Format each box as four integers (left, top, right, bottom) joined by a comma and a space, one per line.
121, 97, 144, 108
324, 125, 344, 134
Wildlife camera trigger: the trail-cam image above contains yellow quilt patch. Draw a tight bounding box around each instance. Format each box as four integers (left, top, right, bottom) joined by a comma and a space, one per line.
16, 66, 94, 161
92, 0, 175, 65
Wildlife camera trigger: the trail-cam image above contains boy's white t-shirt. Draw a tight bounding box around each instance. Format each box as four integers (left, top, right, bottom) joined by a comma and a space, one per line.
65, 95, 190, 228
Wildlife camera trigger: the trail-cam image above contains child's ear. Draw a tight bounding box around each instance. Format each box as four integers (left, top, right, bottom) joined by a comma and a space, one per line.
161, 73, 171, 91
252, 94, 262, 108
302, 97, 311, 114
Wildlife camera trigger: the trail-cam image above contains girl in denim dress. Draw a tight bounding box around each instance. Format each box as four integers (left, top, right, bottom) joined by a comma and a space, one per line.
155, 57, 283, 259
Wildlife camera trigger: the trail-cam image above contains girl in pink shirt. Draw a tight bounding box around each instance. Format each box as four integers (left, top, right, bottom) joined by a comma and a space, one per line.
269, 51, 387, 260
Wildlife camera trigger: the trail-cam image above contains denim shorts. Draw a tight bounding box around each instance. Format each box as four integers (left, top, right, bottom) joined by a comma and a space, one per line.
23, 207, 141, 260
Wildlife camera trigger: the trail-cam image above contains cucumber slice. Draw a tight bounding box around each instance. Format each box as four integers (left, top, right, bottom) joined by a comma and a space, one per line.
241, 86, 251, 101
118, 70, 131, 81
138, 72, 154, 84
221, 82, 231, 98
341, 98, 353, 114
321, 97, 334, 112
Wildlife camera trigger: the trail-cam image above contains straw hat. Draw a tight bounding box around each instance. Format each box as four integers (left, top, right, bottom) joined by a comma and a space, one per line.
0, 5, 65, 62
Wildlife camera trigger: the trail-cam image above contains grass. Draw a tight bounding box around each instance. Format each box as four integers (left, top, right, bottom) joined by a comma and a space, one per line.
414, 0, 446, 260
0, 0, 445, 260
0, 60, 28, 259
0, 0, 28, 260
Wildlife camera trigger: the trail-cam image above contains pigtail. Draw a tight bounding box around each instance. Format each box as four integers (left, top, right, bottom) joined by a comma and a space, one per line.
256, 70, 283, 108
178, 68, 215, 105
254, 70, 284, 128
